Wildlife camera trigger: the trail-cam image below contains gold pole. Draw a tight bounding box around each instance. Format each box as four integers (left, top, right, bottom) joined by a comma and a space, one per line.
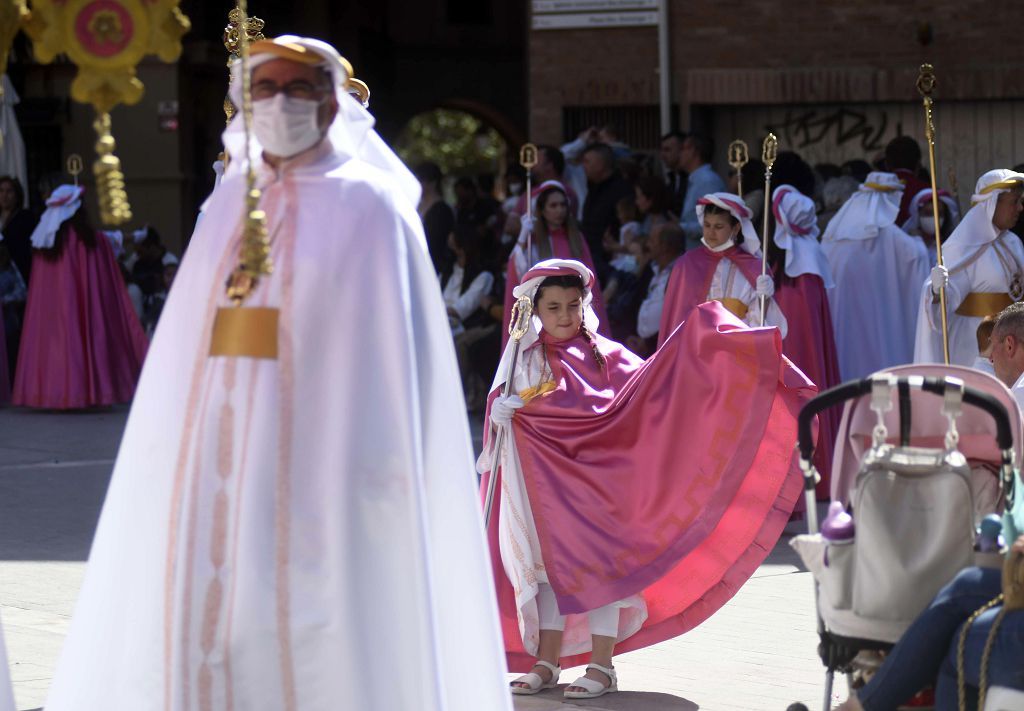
519, 143, 538, 258
759, 133, 778, 327
224, 0, 272, 306
728, 139, 749, 197
917, 63, 950, 364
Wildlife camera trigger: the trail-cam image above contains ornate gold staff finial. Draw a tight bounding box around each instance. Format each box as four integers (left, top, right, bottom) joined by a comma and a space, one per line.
917, 62, 950, 364
758, 132, 778, 327
222, 5, 265, 126
66, 153, 84, 187
519, 142, 539, 255
728, 139, 749, 196
224, 0, 271, 306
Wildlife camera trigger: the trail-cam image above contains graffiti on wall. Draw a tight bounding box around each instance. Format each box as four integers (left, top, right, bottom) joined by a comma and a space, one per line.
768, 107, 901, 154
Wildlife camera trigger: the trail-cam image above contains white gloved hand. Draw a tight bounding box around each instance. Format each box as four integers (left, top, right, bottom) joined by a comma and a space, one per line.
755, 274, 775, 299
930, 265, 949, 295
517, 214, 535, 246
490, 394, 525, 427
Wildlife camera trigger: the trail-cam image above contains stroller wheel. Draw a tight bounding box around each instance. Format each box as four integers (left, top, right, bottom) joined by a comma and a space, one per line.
786, 705, 810, 711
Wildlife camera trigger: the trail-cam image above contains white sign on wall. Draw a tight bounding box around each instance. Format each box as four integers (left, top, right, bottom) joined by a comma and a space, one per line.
532, 0, 657, 11
533, 11, 657, 29
531, 0, 658, 30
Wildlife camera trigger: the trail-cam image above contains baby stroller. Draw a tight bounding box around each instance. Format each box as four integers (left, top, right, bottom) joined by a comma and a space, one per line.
790, 364, 1022, 711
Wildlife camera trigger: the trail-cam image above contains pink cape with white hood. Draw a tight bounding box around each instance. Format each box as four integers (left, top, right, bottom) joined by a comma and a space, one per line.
481, 259, 814, 671
12, 185, 147, 409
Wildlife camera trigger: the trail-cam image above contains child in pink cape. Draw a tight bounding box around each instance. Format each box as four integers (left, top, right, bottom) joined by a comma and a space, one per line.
480, 258, 814, 699
13, 185, 147, 409
658, 191, 787, 346
503, 180, 608, 345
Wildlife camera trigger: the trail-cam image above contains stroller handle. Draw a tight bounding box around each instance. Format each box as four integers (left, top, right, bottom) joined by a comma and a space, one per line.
797, 376, 1014, 463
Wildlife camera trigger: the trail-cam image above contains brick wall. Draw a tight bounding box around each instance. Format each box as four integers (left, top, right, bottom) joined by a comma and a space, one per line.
529, 0, 1024, 144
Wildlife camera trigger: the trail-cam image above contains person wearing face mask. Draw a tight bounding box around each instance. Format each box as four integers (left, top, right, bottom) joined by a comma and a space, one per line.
902, 187, 961, 264
483, 259, 813, 701
914, 170, 1024, 367
43, 35, 511, 711
658, 192, 787, 346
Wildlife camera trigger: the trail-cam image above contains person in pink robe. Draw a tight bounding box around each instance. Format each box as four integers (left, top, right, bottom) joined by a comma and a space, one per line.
770, 185, 842, 498
503, 180, 608, 345
13, 185, 147, 409
658, 192, 787, 346
481, 259, 814, 699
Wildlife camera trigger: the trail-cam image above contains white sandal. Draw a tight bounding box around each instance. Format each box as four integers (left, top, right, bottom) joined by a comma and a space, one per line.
563, 663, 617, 699
510, 659, 561, 695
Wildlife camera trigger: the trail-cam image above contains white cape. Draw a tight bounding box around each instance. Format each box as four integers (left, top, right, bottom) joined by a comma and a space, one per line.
823, 224, 930, 380
0, 618, 13, 711
45, 144, 510, 711
914, 232, 1024, 366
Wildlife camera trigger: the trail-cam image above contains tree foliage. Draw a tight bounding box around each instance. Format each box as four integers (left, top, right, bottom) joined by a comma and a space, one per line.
396, 108, 505, 177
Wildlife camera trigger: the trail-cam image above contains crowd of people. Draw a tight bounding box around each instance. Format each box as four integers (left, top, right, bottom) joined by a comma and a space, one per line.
0, 173, 179, 408
0, 32, 1020, 710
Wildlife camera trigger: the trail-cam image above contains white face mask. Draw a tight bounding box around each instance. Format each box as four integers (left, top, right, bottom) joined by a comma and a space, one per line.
919, 215, 943, 235
508, 182, 524, 196
252, 94, 325, 159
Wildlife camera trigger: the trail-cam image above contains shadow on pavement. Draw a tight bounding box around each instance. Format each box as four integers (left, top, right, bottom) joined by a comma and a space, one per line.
514, 688, 698, 709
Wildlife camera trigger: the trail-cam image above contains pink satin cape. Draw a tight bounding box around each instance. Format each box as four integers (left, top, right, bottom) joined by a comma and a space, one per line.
775, 273, 841, 497
13, 227, 148, 409
482, 302, 814, 672
503, 227, 609, 346
657, 244, 764, 347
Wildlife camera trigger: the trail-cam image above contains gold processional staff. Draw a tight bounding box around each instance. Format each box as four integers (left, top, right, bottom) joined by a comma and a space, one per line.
917, 63, 951, 364
758, 133, 778, 327
482, 143, 539, 529
728, 139, 749, 197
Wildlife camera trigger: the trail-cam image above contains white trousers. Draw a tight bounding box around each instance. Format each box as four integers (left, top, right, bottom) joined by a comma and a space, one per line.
536, 583, 620, 638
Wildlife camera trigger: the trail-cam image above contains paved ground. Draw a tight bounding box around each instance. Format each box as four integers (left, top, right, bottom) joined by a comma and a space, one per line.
0, 406, 847, 710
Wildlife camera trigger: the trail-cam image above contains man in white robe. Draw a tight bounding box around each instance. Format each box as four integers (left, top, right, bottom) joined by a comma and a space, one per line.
822, 171, 930, 380
0, 75, 27, 206
914, 170, 1024, 366
44, 36, 511, 711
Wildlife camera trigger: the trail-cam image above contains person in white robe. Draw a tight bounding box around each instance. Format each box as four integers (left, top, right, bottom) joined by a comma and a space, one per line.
0, 620, 13, 711
914, 170, 1024, 367
822, 171, 930, 380
44, 35, 510, 711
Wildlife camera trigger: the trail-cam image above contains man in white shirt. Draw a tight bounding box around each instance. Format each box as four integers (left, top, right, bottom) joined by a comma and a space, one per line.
634, 223, 686, 349
989, 301, 1024, 408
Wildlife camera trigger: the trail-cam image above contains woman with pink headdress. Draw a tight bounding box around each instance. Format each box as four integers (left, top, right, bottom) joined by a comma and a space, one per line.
503, 180, 608, 344
13, 184, 147, 409
769, 184, 841, 496
481, 258, 813, 700
658, 192, 787, 346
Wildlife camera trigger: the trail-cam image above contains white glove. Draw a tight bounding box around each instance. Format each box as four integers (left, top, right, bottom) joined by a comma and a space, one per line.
755, 274, 775, 299
930, 265, 949, 295
490, 394, 525, 427
517, 214, 535, 246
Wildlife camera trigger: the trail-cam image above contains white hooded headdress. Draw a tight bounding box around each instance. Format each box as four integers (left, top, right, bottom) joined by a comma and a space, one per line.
942, 169, 1024, 269
822, 171, 903, 242
223, 35, 419, 207
771, 185, 834, 287
489, 259, 599, 393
